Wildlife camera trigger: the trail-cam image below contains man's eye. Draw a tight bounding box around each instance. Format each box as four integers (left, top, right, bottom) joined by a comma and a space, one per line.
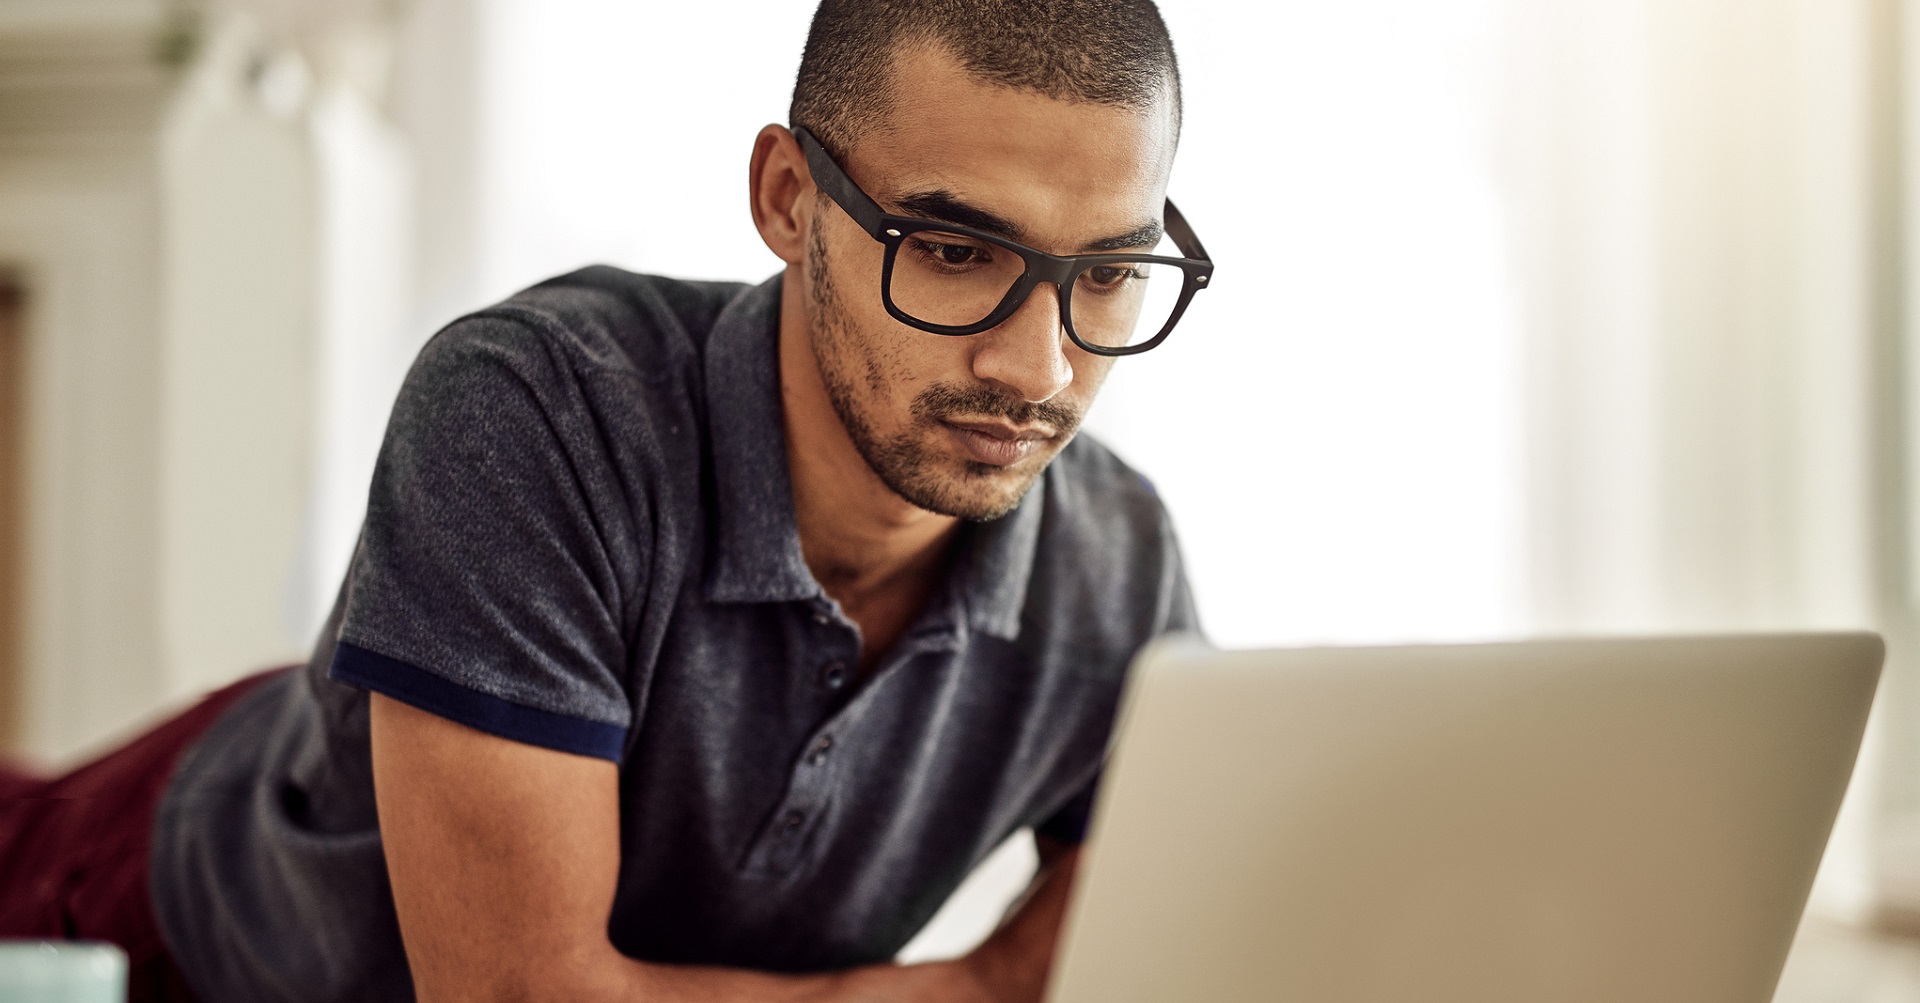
1084, 264, 1144, 289
912, 239, 989, 267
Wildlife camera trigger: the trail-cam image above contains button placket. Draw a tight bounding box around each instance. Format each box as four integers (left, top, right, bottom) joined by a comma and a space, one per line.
739, 720, 849, 878
741, 604, 961, 879
804, 598, 855, 693
741, 789, 826, 877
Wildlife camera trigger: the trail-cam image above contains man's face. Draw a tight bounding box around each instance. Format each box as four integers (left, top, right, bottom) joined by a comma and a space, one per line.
803, 44, 1178, 522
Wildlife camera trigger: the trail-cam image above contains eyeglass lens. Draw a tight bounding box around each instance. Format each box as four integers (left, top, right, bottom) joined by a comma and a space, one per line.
888, 229, 1188, 351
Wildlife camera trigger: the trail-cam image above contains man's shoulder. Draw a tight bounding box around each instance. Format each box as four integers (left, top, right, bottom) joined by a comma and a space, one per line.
510, 266, 749, 344
1018, 432, 1196, 668
427, 267, 751, 384
380, 269, 752, 522
1045, 432, 1175, 540
1036, 432, 1186, 597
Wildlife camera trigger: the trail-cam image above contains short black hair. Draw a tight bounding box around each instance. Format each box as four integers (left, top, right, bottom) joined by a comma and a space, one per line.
790, 0, 1181, 160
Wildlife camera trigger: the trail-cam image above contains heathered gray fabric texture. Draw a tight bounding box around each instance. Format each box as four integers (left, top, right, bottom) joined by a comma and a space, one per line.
150, 268, 1197, 1002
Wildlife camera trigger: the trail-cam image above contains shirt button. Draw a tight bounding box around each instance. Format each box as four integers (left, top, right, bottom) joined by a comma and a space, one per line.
780, 810, 806, 836
819, 660, 848, 690
806, 734, 834, 766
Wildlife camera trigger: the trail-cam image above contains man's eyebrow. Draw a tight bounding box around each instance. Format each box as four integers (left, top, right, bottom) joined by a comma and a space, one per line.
892, 190, 1025, 241
890, 190, 1166, 253
1084, 221, 1165, 253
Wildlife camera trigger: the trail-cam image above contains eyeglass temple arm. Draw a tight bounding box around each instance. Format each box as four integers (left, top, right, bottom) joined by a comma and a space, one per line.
1163, 199, 1210, 265
793, 126, 887, 236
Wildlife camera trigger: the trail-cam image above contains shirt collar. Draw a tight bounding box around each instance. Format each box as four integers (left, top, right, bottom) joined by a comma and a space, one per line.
702, 274, 1045, 642
952, 475, 1043, 640
705, 276, 819, 604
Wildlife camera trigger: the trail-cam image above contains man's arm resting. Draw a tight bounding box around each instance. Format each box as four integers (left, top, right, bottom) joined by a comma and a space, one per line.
369, 694, 1077, 1002
964, 835, 1082, 1001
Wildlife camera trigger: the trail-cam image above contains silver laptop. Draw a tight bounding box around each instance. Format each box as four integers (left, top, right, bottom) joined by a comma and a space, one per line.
1046, 633, 1883, 1003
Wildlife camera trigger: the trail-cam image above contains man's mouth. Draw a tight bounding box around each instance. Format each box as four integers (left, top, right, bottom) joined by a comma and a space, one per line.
940, 418, 1055, 468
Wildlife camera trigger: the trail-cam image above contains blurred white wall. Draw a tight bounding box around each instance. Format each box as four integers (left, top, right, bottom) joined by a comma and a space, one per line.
158, 15, 319, 706
0, 1, 175, 761
0, 1, 414, 761
1507, 0, 1887, 639
467, 0, 811, 299
295, 28, 417, 657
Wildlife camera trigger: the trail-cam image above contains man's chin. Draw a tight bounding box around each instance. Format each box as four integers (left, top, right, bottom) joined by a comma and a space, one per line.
892, 461, 1043, 522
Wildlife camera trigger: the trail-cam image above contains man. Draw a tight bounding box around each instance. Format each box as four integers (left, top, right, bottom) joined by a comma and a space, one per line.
1, 1, 1210, 1000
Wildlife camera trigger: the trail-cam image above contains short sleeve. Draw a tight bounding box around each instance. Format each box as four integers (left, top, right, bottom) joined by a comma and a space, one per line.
328, 318, 640, 762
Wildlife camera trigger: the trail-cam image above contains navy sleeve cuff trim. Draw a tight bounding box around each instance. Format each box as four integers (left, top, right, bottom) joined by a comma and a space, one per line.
1034, 816, 1090, 845
330, 642, 627, 763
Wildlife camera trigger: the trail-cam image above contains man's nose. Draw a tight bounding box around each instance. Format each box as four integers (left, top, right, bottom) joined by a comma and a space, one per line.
970, 283, 1073, 404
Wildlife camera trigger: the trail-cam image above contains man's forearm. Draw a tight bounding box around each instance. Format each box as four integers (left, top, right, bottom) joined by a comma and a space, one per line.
604, 846, 1082, 1003
962, 844, 1083, 1003
607, 935, 1022, 1003
612, 955, 989, 1003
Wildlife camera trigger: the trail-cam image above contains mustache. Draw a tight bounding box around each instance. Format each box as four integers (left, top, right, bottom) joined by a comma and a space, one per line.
910, 384, 1082, 435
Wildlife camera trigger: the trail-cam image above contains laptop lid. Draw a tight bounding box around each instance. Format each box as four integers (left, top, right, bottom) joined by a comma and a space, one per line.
1046, 633, 1882, 1003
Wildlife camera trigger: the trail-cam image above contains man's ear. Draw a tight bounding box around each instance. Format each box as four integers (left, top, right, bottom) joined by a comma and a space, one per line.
749, 124, 811, 265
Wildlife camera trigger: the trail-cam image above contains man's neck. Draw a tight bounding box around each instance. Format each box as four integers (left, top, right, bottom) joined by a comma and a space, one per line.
776, 274, 959, 625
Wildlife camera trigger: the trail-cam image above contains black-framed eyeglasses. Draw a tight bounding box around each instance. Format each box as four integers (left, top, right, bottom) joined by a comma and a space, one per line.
794, 126, 1214, 357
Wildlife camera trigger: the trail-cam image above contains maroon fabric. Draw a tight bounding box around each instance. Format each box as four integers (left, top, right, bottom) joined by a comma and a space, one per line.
0, 667, 291, 1002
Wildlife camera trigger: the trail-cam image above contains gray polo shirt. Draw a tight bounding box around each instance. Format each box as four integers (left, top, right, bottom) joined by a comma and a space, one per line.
150, 268, 1196, 1002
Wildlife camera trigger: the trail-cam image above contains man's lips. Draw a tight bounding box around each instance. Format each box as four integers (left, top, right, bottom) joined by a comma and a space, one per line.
940, 418, 1056, 467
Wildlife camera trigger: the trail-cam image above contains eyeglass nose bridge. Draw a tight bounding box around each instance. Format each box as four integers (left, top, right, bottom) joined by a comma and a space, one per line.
971, 251, 1087, 336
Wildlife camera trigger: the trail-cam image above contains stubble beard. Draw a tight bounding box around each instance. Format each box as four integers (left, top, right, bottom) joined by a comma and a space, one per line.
804, 221, 1082, 522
